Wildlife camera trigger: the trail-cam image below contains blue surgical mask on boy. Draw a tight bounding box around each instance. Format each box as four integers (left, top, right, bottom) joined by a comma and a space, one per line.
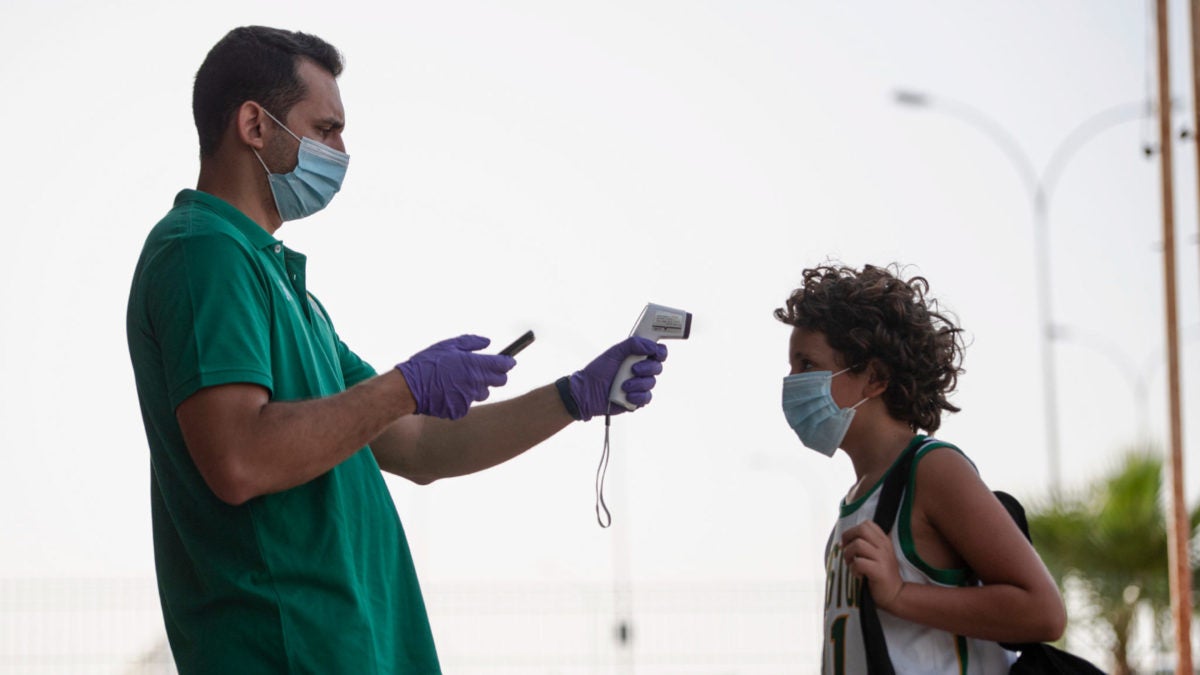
781, 368, 868, 456
253, 108, 350, 222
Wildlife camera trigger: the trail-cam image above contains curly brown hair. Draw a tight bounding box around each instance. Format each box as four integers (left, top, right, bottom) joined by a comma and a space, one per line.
774, 263, 965, 432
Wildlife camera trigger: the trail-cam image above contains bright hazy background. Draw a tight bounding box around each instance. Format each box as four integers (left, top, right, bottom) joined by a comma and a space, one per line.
2, 0, 1199, 669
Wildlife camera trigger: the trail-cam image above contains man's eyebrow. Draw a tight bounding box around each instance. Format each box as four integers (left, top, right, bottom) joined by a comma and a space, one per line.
317, 116, 345, 130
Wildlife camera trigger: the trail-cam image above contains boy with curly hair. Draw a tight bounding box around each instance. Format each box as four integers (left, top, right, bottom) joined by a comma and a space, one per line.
776, 263, 1065, 674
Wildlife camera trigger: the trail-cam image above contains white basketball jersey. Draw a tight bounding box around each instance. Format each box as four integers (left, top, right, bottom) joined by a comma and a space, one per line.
821, 438, 1016, 674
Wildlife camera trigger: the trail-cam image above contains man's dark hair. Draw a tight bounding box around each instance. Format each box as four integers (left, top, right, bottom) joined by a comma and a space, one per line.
775, 263, 966, 433
192, 26, 343, 157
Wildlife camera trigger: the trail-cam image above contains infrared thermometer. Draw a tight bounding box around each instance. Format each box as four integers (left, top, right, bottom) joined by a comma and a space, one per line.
608, 303, 692, 410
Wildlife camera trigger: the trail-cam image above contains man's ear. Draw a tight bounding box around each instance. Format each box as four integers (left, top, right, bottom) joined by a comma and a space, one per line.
235, 101, 268, 150
863, 359, 890, 399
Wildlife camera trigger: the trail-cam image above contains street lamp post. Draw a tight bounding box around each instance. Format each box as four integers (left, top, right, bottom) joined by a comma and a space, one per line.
894, 91, 1155, 493
1049, 323, 1200, 439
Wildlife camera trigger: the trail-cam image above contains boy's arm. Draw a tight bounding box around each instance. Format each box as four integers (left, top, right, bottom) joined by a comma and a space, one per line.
842, 448, 1066, 644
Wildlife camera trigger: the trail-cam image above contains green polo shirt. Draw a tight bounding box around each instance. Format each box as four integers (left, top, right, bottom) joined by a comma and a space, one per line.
126, 189, 440, 674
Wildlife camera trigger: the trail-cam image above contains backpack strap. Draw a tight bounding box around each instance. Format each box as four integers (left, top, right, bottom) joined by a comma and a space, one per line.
861, 437, 943, 675
994, 491, 1031, 543
993, 490, 1035, 654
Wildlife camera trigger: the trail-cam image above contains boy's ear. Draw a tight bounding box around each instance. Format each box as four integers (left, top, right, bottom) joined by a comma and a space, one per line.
863, 359, 890, 398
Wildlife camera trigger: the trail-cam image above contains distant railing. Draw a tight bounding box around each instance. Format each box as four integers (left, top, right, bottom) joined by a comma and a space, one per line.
0, 578, 174, 675
0, 577, 821, 674
1, 577, 1125, 674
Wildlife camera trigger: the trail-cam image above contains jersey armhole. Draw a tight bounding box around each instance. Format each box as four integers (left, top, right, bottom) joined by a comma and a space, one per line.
897, 440, 973, 585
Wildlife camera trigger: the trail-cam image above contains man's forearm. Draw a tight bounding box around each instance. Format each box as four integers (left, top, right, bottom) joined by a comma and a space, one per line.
372, 383, 574, 484
179, 369, 416, 505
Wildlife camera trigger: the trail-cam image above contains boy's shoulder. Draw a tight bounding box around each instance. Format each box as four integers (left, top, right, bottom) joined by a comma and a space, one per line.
914, 436, 970, 465
910, 438, 985, 500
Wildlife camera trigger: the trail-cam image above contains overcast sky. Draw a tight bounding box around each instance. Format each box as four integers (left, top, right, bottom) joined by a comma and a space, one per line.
2, 1, 1198, 601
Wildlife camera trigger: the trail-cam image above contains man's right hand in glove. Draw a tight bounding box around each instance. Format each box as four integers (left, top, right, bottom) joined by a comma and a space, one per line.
395, 335, 517, 420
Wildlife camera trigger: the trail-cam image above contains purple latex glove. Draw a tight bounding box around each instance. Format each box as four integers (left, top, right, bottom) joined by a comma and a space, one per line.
395, 335, 516, 420
568, 336, 668, 421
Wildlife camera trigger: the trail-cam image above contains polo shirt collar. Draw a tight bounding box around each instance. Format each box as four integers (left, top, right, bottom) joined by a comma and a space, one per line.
175, 189, 280, 251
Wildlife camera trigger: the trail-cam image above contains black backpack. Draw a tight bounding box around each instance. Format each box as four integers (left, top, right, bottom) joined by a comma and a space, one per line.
858, 440, 1106, 674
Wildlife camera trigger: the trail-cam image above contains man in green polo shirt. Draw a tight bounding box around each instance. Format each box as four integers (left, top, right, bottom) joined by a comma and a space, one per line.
126, 26, 670, 674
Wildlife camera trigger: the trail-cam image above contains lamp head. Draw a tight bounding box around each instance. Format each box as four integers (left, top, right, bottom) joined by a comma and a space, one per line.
893, 89, 929, 107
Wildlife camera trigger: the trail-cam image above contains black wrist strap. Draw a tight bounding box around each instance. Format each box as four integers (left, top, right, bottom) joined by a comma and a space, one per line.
555, 376, 583, 421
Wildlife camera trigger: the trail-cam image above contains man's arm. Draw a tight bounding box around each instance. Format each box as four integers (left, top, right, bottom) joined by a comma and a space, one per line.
180, 335, 667, 502
369, 384, 573, 484
177, 334, 513, 505
370, 337, 669, 484
176, 370, 415, 505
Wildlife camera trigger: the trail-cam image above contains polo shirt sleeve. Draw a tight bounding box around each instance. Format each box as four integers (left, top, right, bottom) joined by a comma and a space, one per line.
336, 339, 377, 388
307, 293, 377, 388
144, 232, 274, 409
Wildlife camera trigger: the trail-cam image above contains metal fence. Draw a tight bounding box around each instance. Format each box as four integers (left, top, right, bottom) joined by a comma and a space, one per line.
0, 577, 822, 674
0, 578, 174, 675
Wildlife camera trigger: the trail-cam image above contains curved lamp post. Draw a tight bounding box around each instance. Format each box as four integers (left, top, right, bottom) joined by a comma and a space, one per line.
894, 90, 1157, 493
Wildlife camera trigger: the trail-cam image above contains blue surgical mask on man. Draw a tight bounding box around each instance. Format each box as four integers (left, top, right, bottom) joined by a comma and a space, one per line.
253, 107, 350, 222
781, 367, 868, 456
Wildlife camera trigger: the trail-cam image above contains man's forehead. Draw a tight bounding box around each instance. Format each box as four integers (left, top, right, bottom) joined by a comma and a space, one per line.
292, 58, 345, 120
